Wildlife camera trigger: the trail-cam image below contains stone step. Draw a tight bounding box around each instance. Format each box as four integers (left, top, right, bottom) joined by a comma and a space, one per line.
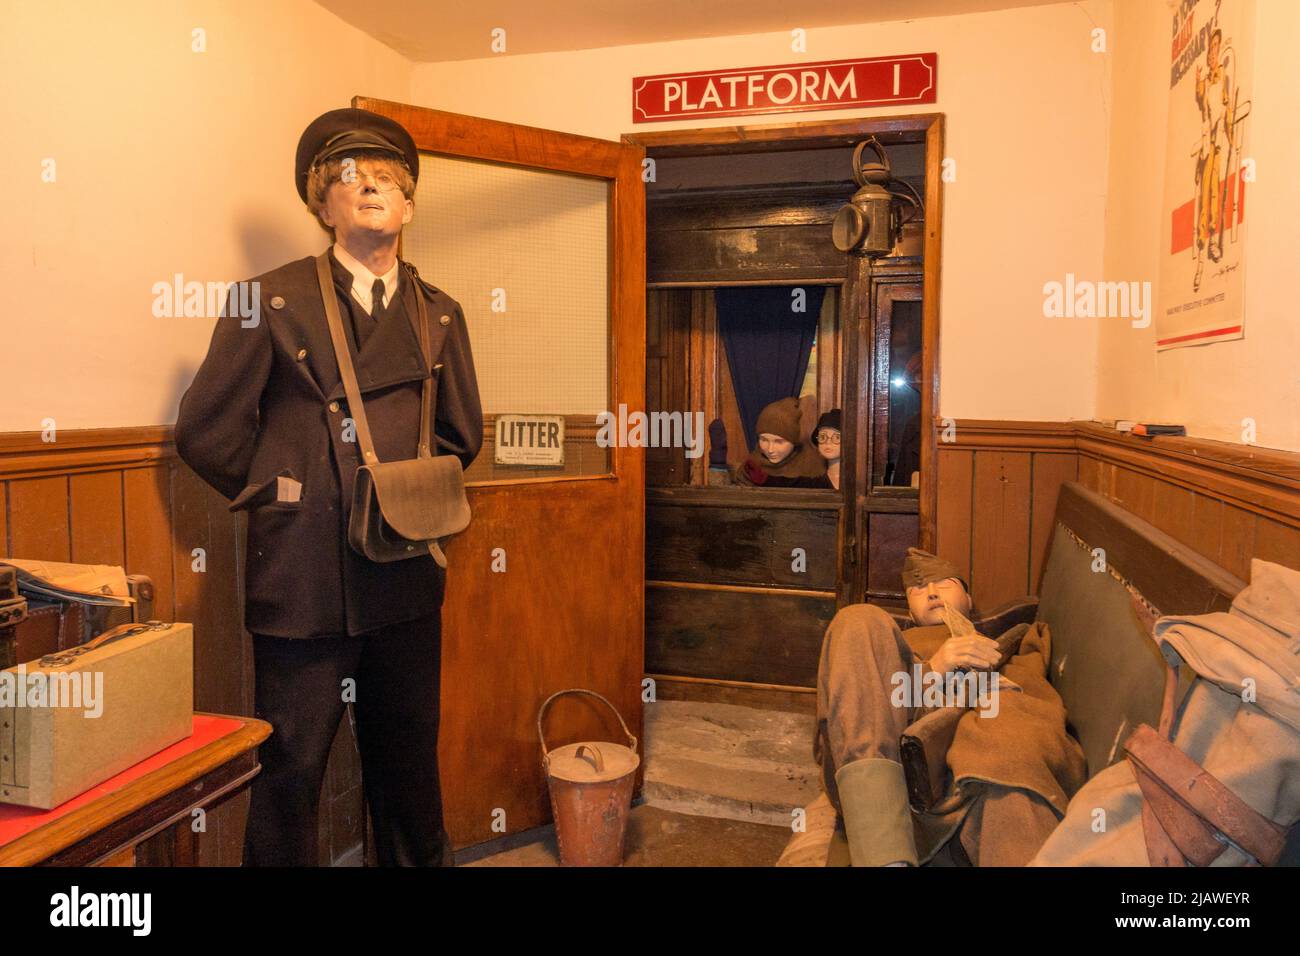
641, 699, 822, 827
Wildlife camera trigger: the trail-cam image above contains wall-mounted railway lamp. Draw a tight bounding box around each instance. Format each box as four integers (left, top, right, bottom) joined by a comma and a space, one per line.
831, 137, 923, 257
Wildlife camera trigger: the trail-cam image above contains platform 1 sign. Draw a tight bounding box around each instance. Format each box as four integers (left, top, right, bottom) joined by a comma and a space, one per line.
632, 53, 937, 123
494, 414, 565, 467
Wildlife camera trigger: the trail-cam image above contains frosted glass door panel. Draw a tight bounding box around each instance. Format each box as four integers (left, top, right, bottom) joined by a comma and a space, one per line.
403, 153, 611, 479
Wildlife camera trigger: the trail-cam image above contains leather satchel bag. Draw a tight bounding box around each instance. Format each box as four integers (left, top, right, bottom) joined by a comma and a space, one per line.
315, 252, 470, 568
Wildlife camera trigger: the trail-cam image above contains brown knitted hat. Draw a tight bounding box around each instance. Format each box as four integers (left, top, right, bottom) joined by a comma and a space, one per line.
755, 397, 804, 445
901, 547, 966, 591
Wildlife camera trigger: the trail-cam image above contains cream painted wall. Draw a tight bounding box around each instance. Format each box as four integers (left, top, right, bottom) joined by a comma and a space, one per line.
409, 1, 1113, 424
0, 0, 410, 431
4, 1, 1118, 432
1097, 0, 1299, 452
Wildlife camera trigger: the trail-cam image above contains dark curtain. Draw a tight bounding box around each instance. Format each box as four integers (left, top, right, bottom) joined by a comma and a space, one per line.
716, 286, 824, 450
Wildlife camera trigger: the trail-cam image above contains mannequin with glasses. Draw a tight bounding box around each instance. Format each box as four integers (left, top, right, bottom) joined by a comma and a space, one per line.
809, 409, 841, 491
743, 408, 842, 489
781, 408, 841, 490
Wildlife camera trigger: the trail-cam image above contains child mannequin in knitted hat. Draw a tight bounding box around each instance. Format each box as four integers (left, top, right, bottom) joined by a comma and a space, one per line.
733, 396, 827, 487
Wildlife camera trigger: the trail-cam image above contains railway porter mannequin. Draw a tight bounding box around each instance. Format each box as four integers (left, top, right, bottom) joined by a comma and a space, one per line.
174, 108, 483, 866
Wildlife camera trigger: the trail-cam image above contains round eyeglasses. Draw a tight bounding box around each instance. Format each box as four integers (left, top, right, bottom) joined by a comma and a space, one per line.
335, 168, 402, 193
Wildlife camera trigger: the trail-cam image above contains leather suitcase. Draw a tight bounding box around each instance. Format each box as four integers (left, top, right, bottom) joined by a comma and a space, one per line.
5, 574, 155, 666
0, 620, 193, 810
0, 567, 27, 669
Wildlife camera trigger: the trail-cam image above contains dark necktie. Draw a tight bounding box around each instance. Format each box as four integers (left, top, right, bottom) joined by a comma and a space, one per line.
350, 278, 386, 352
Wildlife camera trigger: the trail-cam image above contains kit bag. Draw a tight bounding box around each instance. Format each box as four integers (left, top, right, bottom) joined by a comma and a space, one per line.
315, 252, 470, 568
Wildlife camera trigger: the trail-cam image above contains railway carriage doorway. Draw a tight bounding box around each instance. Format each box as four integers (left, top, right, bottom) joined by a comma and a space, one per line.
626, 115, 945, 696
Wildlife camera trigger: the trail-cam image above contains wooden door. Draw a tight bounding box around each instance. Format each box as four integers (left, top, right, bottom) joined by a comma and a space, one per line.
863, 278, 923, 605
843, 266, 925, 608
355, 97, 645, 848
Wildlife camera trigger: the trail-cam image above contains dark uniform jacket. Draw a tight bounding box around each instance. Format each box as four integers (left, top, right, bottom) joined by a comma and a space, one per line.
174, 248, 483, 639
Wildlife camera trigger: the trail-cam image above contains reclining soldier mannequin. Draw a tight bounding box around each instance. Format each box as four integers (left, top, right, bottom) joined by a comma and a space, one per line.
815, 549, 1086, 866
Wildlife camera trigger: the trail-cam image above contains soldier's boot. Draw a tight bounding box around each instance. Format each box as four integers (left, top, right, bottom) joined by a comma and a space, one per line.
835, 757, 918, 867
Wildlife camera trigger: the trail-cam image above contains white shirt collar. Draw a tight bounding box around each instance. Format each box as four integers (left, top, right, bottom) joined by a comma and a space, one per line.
332, 242, 400, 313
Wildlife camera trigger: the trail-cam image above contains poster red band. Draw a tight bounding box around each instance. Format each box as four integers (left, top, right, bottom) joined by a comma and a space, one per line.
632, 53, 937, 123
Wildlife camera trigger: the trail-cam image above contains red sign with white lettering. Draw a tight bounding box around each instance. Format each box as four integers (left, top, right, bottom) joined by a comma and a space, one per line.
632, 53, 937, 123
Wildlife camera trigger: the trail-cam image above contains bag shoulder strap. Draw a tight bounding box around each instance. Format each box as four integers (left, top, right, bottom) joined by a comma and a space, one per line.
315, 252, 435, 466
1126, 721, 1288, 866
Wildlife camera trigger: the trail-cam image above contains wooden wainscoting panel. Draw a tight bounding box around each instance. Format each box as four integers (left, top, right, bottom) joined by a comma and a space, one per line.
123, 466, 175, 623
0, 427, 369, 867
1076, 456, 1111, 502
1077, 453, 1102, 493
935, 448, 973, 586
970, 451, 1032, 609
1075, 423, 1300, 521
1029, 453, 1078, 593
1188, 492, 1225, 566
8, 475, 70, 560
69, 471, 125, 568
1152, 481, 1197, 549
941, 419, 1300, 598
1218, 505, 1257, 581
170, 464, 245, 716
1111, 466, 1156, 524
1254, 517, 1300, 572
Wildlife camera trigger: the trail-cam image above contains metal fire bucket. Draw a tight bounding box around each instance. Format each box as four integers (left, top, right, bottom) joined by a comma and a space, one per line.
537, 688, 640, 867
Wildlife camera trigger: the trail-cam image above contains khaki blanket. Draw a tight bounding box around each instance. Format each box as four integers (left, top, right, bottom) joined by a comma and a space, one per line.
918, 622, 1088, 865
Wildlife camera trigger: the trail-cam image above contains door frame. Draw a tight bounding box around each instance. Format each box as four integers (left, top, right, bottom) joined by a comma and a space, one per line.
623, 113, 946, 576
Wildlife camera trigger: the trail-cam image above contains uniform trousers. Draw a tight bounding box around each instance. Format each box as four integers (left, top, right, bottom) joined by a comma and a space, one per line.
242, 611, 450, 866
814, 604, 948, 810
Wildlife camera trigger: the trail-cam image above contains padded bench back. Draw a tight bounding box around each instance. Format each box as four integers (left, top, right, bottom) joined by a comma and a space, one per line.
1035, 483, 1244, 779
